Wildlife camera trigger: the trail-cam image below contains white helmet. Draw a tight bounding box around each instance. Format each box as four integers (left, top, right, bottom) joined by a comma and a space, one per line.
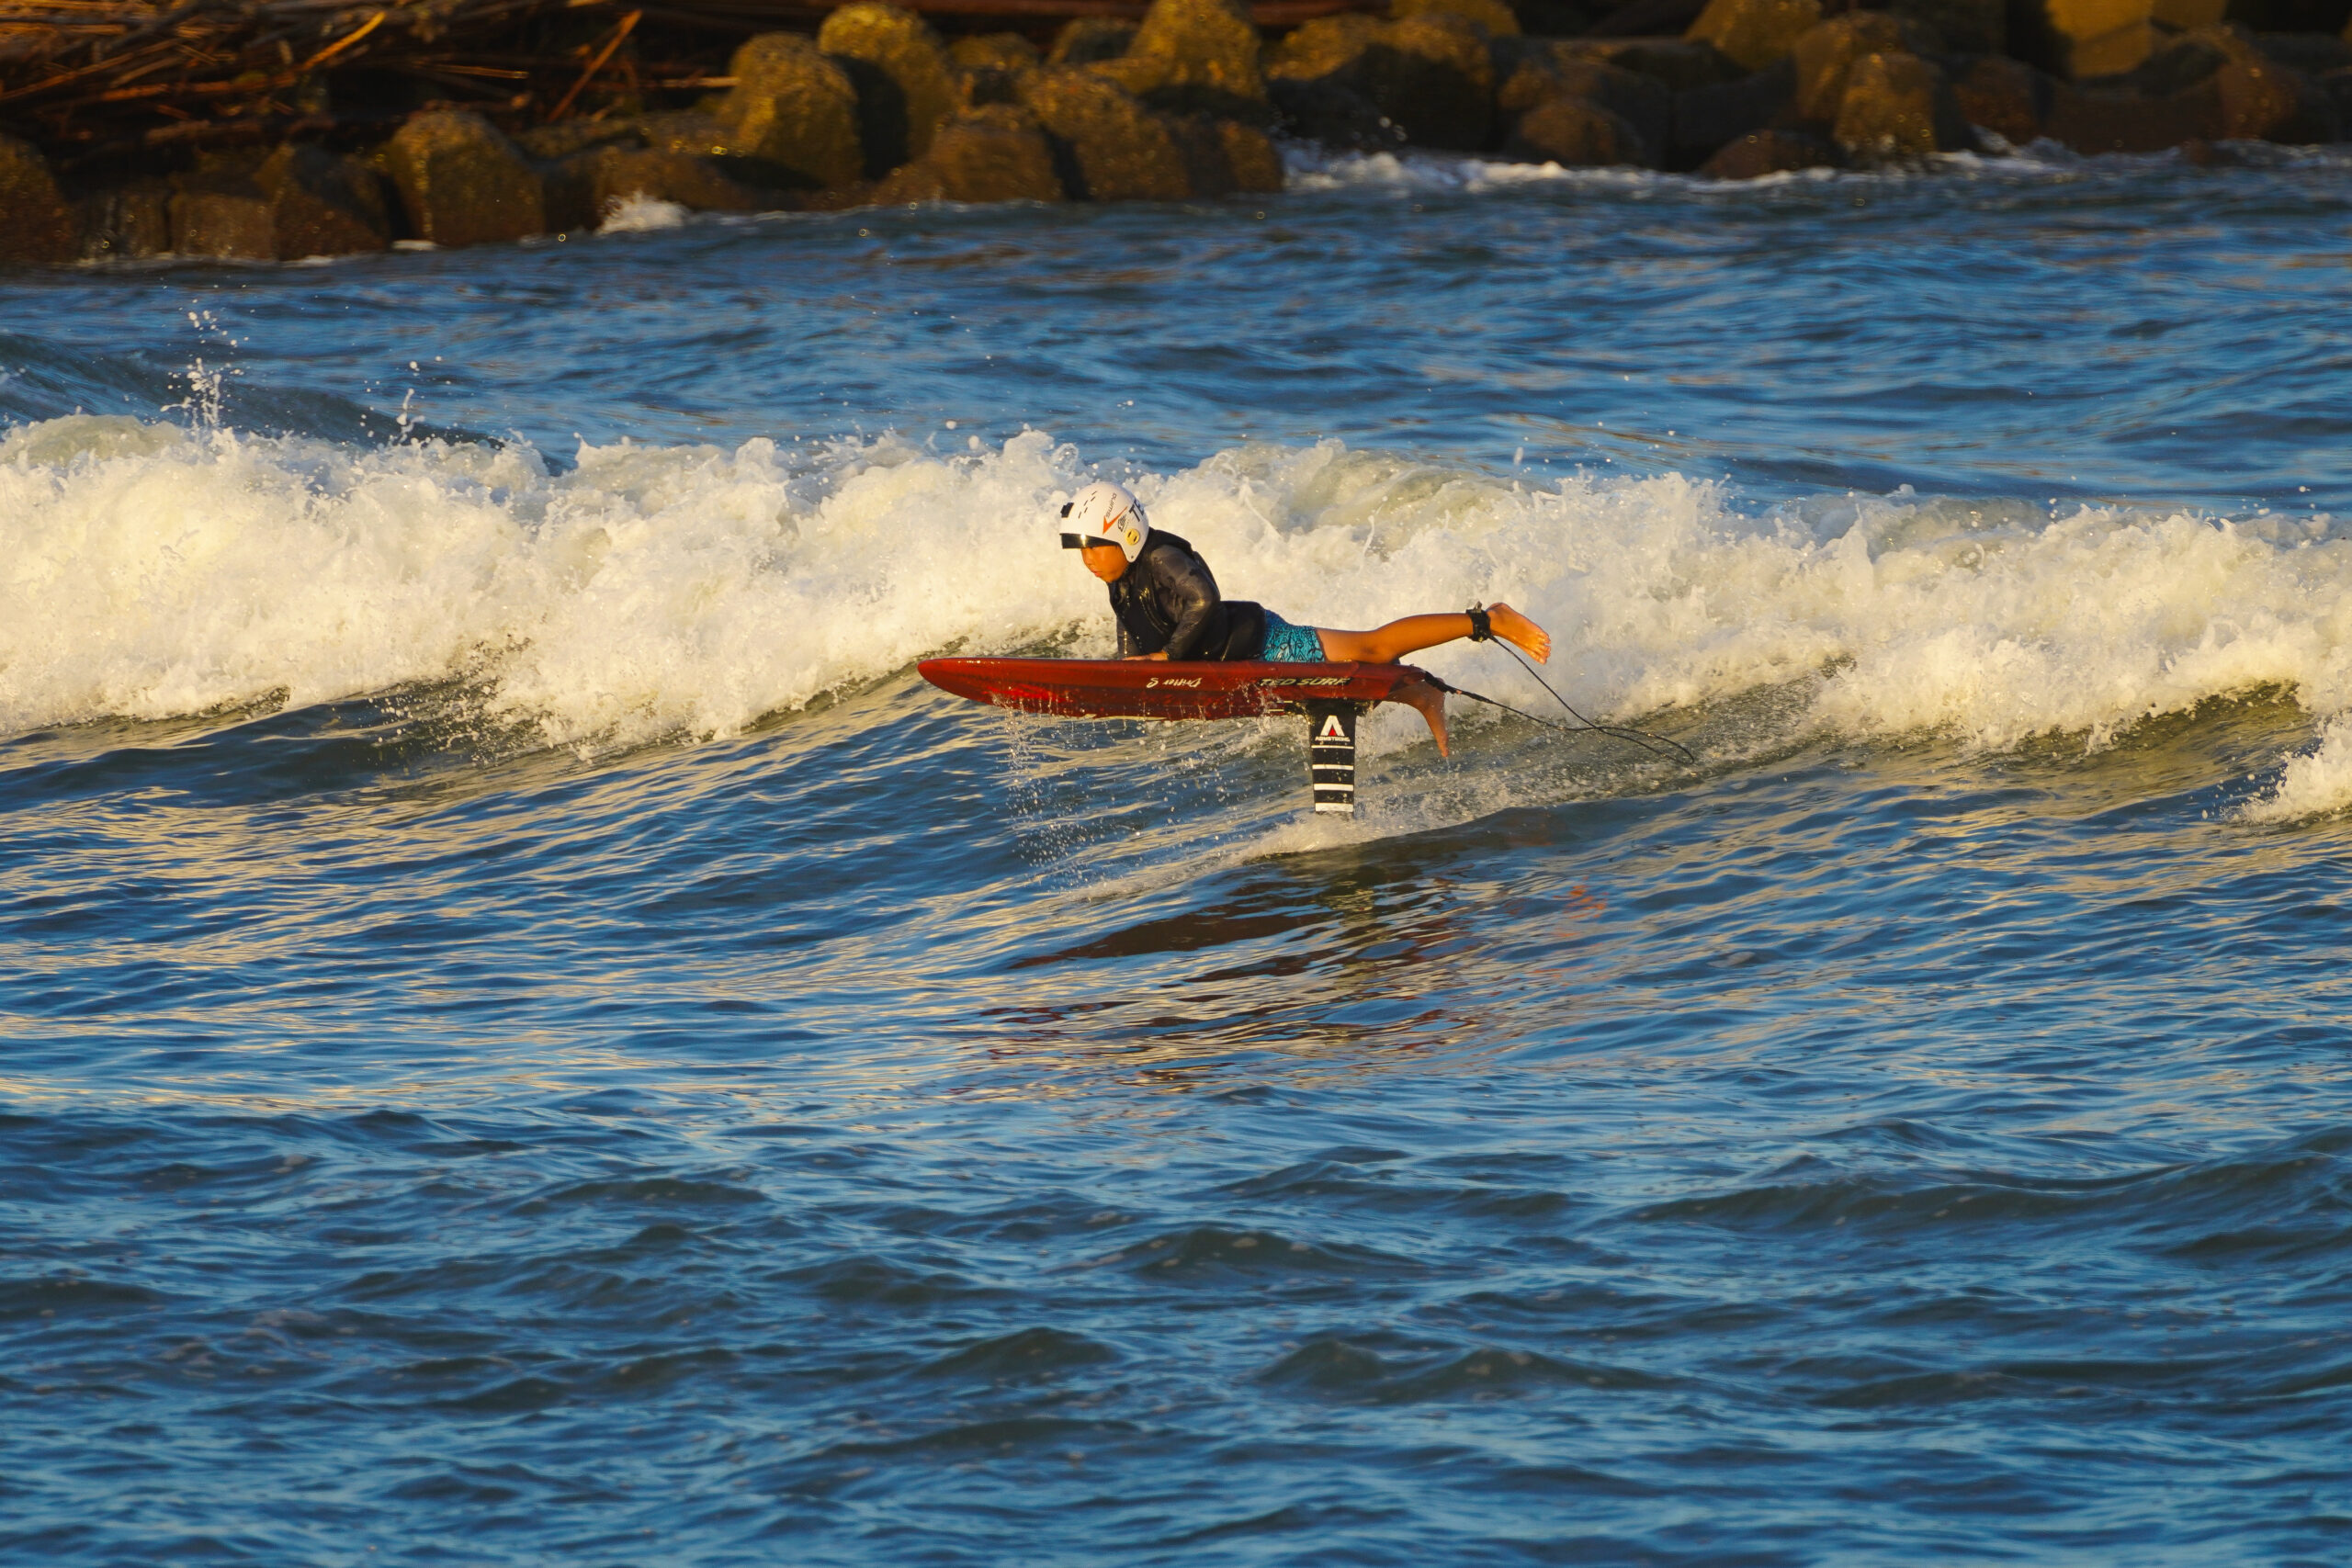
1057, 480, 1150, 562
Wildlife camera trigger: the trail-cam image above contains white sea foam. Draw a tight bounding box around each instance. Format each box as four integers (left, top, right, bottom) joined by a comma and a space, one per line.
599, 195, 691, 233
1273, 140, 2313, 197
1281, 144, 1665, 196
2239, 720, 2352, 823
3, 415, 2349, 765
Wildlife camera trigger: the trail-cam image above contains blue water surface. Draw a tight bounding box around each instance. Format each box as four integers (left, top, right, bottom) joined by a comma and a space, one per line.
3, 147, 2351, 1566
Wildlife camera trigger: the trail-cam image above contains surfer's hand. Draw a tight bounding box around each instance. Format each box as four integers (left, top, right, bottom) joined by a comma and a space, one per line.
1125, 650, 1170, 661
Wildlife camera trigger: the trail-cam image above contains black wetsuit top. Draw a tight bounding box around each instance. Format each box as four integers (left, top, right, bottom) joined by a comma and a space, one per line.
1109, 531, 1267, 660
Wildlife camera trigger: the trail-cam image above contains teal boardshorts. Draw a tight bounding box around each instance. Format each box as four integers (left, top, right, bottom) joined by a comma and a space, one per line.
1260, 612, 1326, 662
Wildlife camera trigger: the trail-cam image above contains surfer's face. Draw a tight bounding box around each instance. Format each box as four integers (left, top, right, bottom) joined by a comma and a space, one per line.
1080, 541, 1128, 582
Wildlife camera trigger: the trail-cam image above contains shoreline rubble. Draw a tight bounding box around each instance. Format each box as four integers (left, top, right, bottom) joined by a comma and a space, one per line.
0, 0, 2347, 263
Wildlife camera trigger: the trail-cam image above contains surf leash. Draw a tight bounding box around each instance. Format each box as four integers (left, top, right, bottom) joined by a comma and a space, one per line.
1440, 606, 1699, 767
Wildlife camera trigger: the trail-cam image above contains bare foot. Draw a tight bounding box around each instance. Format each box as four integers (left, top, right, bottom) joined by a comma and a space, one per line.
1487, 603, 1551, 664
1396, 678, 1451, 758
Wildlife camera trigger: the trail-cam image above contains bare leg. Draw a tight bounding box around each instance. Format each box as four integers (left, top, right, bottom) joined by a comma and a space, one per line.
1307, 604, 1548, 754
1314, 603, 1551, 665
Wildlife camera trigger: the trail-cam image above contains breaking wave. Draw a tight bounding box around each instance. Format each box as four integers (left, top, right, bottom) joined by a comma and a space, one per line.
3, 412, 2348, 766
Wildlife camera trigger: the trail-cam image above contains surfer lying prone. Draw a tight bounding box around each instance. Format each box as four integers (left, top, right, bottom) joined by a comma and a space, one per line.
1058, 480, 1551, 756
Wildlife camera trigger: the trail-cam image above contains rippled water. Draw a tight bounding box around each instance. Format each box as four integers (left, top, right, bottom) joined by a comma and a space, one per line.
5, 147, 2352, 1565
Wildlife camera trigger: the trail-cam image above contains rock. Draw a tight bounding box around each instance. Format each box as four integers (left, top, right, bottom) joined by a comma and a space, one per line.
1495, 44, 1568, 110
1699, 125, 1839, 172
1567, 36, 1744, 88
2074, 23, 2161, 78
950, 33, 1040, 69
716, 33, 865, 188
1953, 54, 2055, 143
2254, 32, 2352, 74
1588, 0, 1712, 33
957, 61, 1037, 109
1355, 11, 1496, 147
820, 3, 957, 174
1167, 114, 1287, 192
1267, 9, 1494, 146
385, 108, 547, 246
2216, 51, 2340, 135
259, 145, 391, 257
591, 148, 765, 217
539, 152, 600, 233
1111, 0, 1269, 117
1022, 69, 1193, 198
2103, 26, 2234, 92
634, 111, 739, 157
904, 104, 1067, 200
1268, 74, 1400, 144
1672, 57, 1798, 164
1790, 13, 1929, 121
1217, 118, 1286, 188
2227, 0, 2346, 28
1832, 50, 1973, 157
1516, 0, 1607, 30
1686, 0, 1822, 71
2038, 0, 2159, 77
2047, 75, 2223, 146
1498, 51, 1673, 158
1505, 94, 1650, 159
0, 135, 82, 265
78, 183, 172, 261
1051, 17, 1138, 64
168, 182, 277, 259
1394, 0, 1521, 33
2325, 64, 2352, 127
1889, 0, 2001, 52
1266, 12, 1384, 79
515, 119, 641, 161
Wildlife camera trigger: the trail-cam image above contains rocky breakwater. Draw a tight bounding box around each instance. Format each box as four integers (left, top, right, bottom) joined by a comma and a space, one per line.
3, 0, 2350, 264
0, 0, 1283, 264
1266, 0, 2349, 177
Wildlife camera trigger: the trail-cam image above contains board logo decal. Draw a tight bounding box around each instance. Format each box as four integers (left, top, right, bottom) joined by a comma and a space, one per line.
1317, 714, 1349, 742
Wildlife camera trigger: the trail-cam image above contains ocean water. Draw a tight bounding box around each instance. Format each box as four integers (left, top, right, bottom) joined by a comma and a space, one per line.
4, 145, 2352, 1565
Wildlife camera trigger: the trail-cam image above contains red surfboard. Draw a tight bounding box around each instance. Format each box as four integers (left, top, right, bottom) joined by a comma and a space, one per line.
916, 657, 1442, 721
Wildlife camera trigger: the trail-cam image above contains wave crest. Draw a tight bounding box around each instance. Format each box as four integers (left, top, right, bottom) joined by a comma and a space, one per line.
3, 417, 2348, 763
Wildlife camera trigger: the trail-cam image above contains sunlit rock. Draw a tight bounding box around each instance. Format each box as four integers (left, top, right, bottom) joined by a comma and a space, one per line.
1686, 0, 1823, 72
1505, 94, 1649, 161
820, 3, 958, 173
715, 33, 865, 189
1022, 69, 1193, 199
386, 109, 546, 247
876, 104, 1067, 202
1833, 50, 1972, 158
